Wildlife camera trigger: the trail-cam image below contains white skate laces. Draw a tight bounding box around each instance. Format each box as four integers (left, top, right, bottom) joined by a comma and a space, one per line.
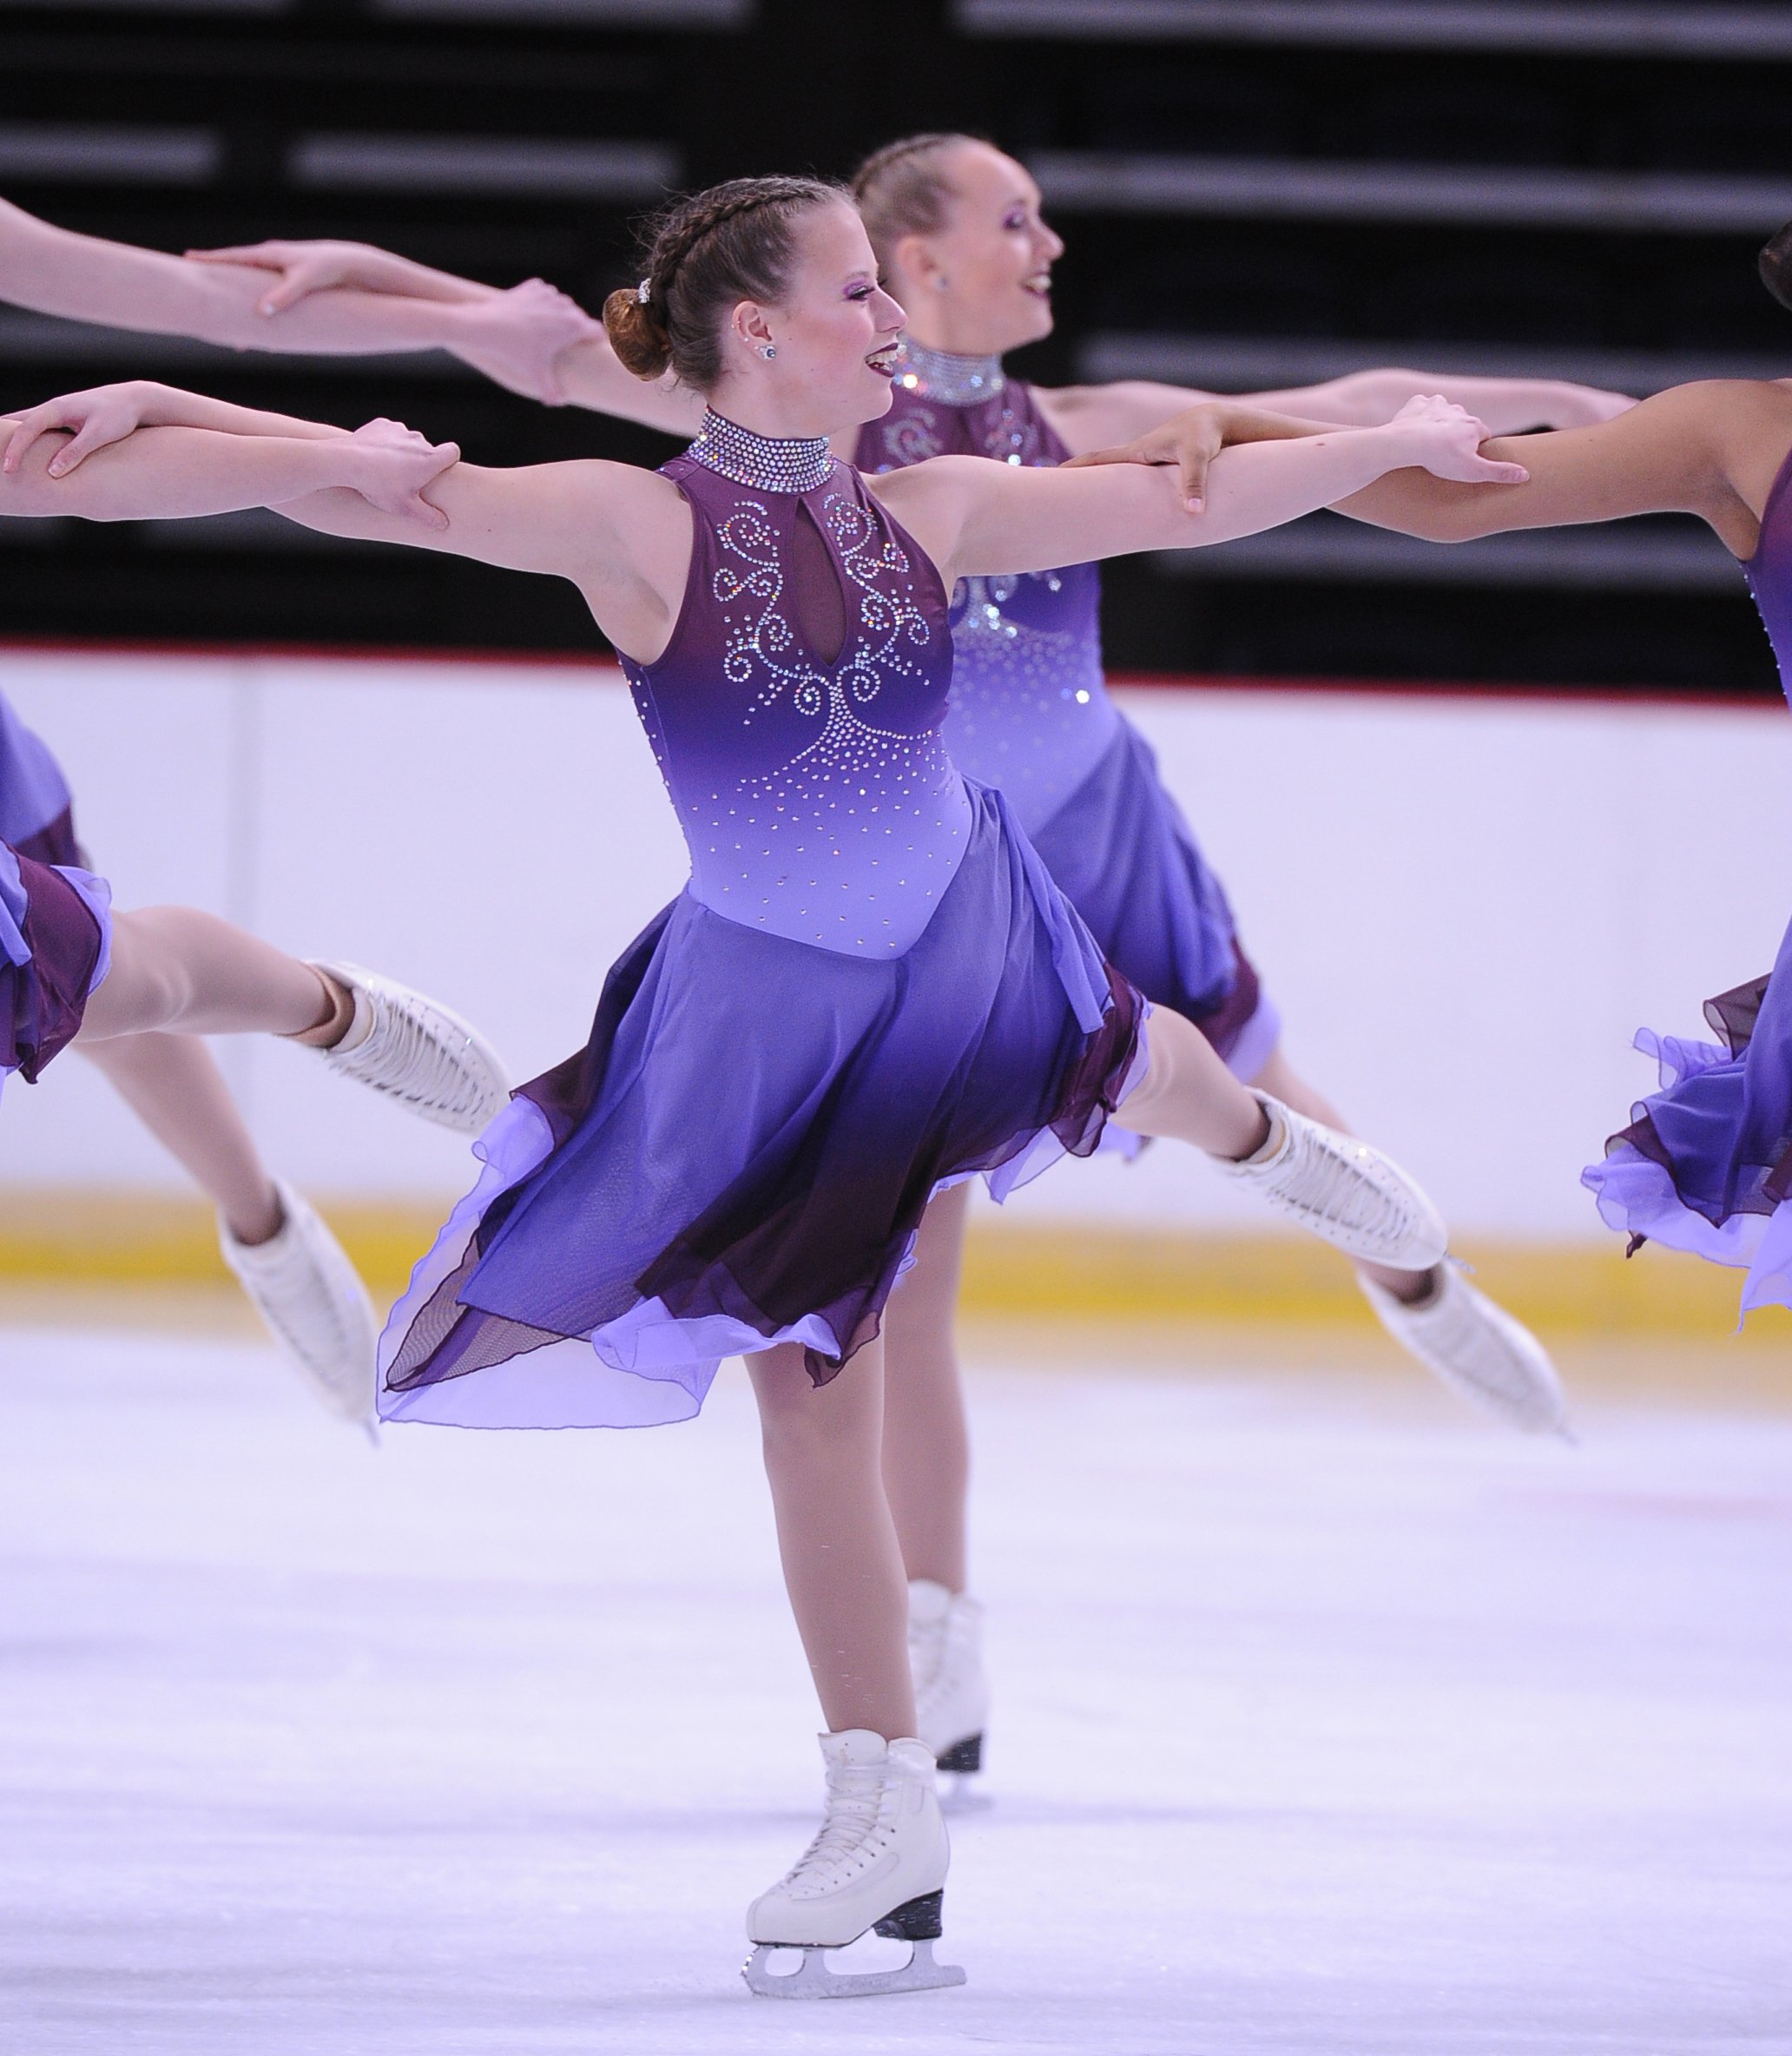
743, 1730, 965, 2000
908, 1581, 989, 1802
1360, 1265, 1573, 1439
218, 1179, 379, 1425
1216, 1090, 1448, 1270
307, 961, 510, 1134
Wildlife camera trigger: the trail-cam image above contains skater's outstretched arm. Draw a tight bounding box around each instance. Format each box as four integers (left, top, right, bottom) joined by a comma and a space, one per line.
1332, 379, 1792, 557
186, 232, 703, 435
1042, 368, 1635, 451
873, 399, 1528, 585
0, 411, 458, 525
0, 197, 598, 403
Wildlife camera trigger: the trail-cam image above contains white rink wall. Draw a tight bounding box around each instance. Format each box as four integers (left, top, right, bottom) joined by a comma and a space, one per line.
4, 644, 1789, 1243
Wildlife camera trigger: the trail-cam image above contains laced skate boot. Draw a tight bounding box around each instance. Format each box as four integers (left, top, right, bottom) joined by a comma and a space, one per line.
1360, 1267, 1572, 1439
743, 1730, 965, 2000
909, 1581, 989, 1807
1214, 1091, 1447, 1270
308, 961, 509, 1134
219, 1180, 378, 1425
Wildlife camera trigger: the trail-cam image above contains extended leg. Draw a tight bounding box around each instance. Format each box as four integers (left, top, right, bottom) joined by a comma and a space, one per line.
77, 905, 337, 1043
1247, 1044, 1569, 1436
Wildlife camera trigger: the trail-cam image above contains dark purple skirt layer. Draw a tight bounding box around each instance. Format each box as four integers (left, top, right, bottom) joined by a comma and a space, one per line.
1584, 909, 1792, 1316
1027, 715, 1280, 1136
379, 782, 1146, 1429
0, 843, 109, 1084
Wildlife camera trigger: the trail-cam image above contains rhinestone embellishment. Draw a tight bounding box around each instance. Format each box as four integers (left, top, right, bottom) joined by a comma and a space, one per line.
688, 409, 833, 494
891, 337, 1005, 407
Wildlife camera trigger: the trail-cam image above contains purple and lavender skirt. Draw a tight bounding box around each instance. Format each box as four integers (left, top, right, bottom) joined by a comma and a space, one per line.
0, 840, 111, 1090
379, 783, 1146, 1429
1584, 913, 1792, 1317
1026, 716, 1280, 1158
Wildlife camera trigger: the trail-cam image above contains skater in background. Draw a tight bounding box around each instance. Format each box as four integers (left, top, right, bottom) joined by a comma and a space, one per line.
1084, 221, 1792, 1328
189, 148, 1605, 1773
0, 196, 591, 1418
3, 177, 1527, 1993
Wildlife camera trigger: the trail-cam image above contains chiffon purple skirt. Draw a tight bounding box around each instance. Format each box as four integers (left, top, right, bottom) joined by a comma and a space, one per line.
1027, 716, 1280, 1157
0, 840, 111, 1089
379, 782, 1147, 1429
1584, 911, 1792, 1317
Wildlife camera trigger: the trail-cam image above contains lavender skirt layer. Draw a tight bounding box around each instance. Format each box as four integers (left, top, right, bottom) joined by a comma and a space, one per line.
1584, 916, 1792, 1316
0, 689, 75, 853
0, 840, 111, 1089
379, 782, 1147, 1430
1027, 715, 1280, 1156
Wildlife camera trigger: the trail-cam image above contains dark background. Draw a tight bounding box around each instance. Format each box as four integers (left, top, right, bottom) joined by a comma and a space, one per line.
2, 0, 1789, 695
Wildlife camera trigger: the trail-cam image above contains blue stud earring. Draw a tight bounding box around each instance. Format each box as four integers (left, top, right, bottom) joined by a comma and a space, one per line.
761, 344, 777, 360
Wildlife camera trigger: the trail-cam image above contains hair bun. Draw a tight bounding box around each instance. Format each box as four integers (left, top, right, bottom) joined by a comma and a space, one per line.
603, 285, 674, 379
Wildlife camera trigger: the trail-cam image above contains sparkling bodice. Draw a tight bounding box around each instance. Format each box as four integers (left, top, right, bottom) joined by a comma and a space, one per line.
855, 342, 1117, 831
623, 421, 971, 958
1746, 442, 1792, 703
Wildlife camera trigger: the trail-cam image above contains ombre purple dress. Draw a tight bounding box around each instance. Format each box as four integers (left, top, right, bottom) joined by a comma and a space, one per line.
378, 413, 1145, 1428
1584, 445, 1792, 1314
855, 341, 1281, 1125
0, 690, 111, 1088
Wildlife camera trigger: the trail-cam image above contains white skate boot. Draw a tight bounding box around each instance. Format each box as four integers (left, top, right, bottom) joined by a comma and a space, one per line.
1215, 1091, 1447, 1270
743, 1730, 965, 2000
219, 1180, 378, 1426
909, 1581, 989, 1808
309, 961, 510, 1135
1360, 1266, 1572, 1438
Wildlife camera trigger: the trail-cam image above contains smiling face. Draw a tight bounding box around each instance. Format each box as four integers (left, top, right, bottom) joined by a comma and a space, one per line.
714, 198, 908, 436
886, 142, 1064, 357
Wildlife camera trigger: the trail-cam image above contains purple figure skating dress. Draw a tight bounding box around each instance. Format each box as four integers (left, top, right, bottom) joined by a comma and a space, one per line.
0, 691, 111, 1087
855, 341, 1281, 1119
378, 413, 1145, 1428
1584, 445, 1792, 1314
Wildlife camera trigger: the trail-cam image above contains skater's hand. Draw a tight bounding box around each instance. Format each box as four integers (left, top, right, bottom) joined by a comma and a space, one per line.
1062, 399, 1317, 513
3, 379, 157, 477
1384, 395, 1532, 484
451, 279, 607, 406
183, 237, 402, 315
345, 418, 459, 527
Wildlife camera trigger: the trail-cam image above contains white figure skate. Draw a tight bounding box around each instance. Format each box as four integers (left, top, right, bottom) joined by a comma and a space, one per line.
310, 960, 510, 1134
743, 1730, 965, 2000
909, 1581, 989, 1809
1360, 1266, 1572, 1438
1215, 1091, 1448, 1270
219, 1179, 378, 1425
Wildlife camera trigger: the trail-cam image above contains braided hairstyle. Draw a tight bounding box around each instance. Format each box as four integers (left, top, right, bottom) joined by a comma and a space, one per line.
1761, 218, 1792, 313
851, 132, 987, 273
603, 175, 849, 390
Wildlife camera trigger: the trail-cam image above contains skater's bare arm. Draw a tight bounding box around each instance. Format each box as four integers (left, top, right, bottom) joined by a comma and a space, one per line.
1333, 380, 1792, 556
2, 379, 352, 477
0, 199, 599, 402
874, 405, 1526, 584
0, 417, 455, 524
277, 456, 695, 654
1040, 370, 1634, 451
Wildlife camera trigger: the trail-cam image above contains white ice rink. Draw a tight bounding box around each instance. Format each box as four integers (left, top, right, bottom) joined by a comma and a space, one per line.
2, 1315, 1789, 2055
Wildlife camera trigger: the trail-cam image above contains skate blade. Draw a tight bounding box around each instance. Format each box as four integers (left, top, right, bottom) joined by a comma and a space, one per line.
742, 1937, 966, 2000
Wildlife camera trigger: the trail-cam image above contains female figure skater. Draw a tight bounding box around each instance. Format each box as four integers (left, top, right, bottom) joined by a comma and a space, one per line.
7, 176, 1525, 1993
0, 412, 511, 1259
0, 196, 592, 1417
1090, 226, 1792, 1332
193, 152, 1608, 1767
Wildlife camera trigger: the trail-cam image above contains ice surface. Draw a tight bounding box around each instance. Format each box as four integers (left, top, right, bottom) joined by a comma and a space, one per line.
1, 1321, 1789, 2055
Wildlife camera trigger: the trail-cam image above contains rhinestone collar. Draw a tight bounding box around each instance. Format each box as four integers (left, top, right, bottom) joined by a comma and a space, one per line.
891, 337, 1005, 407
687, 409, 833, 494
